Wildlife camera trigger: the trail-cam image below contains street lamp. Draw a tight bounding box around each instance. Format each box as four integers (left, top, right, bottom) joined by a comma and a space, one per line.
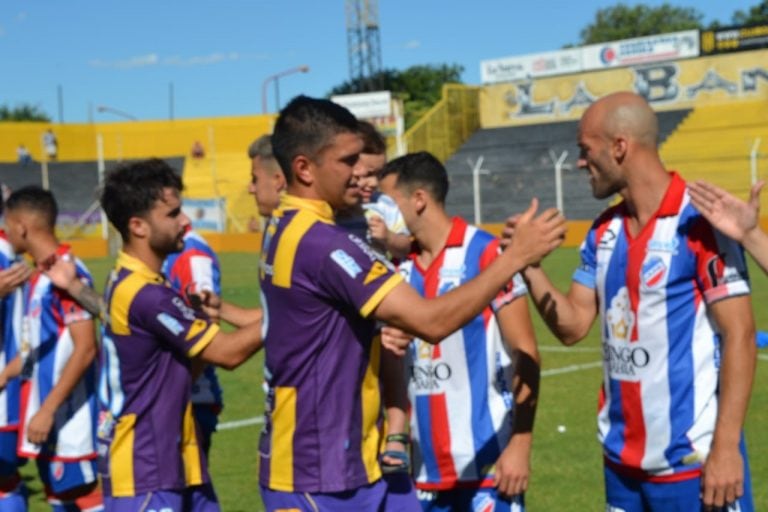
96, 105, 137, 121
261, 65, 310, 113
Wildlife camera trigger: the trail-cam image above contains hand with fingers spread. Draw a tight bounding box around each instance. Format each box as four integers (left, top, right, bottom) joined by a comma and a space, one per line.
504, 198, 566, 268
0, 262, 32, 298
688, 180, 763, 242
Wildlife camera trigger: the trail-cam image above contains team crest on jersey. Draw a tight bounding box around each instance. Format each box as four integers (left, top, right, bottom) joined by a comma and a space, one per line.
641, 255, 667, 289
330, 249, 362, 278
51, 461, 65, 481
473, 494, 495, 512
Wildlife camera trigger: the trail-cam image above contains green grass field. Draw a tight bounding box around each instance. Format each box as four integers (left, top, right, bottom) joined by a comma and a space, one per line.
20, 248, 768, 510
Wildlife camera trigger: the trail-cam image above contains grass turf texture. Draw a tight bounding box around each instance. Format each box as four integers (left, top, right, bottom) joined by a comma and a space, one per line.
20, 249, 768, 511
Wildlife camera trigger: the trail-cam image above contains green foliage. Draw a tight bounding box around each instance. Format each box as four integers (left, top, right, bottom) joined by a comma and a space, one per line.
577, 3, 704, 45
732, 0, 768, 25
328, 63, 464, 129
0, 103, 51, 122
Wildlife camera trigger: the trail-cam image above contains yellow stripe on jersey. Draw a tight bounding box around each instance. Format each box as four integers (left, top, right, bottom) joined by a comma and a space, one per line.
360, 274, 403, 318
109, 413, 137, 497
360, 336, 383, 483
109, 273, 147, 336
269, 386, 298, 491
182, 402, 204, 486
188, 323, 220, 358
272, 210, 317, 289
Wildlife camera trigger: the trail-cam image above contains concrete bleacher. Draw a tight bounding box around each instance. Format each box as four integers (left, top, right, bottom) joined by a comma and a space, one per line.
660, 101, 768, 200
444, 109, 691, 222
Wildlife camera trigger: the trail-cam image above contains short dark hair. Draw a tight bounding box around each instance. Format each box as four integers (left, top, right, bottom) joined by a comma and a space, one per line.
271, 95, 358, 183
5, 186, 58, 229
101, 158, 183, 241
382, 151, 449, 204
358, 120, 386, 155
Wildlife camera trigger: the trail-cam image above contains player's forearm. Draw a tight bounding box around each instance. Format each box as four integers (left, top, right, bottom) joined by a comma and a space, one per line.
39, 338, 97, 416
523, 267, 590, 345
0, 355, 22, 389
65, 279, 107, 323
220, 301, 262, 328
511, 348, 540, 435
712, 329, 756, 450
742, 227, 768, 275
201, 318, 263, 370
380, 349, 408, 420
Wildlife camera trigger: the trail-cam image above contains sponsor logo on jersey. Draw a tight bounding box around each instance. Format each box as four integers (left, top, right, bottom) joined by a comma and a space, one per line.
603, 340, 650, 382
641, 255, 667, 288
157, 312, 184, 336
439, 265, 465, 280
647, 237, 679, 254
409, 360, 453, 394
171, 297, 196, 321
330, 249, 362, 278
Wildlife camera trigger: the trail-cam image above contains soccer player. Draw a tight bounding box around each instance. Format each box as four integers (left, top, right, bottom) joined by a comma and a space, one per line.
504, 92, 755, 511
248, 135, 286, 219
162, 228, 224, 457
688, 180, 768, 275
384, 152, 538, 512
258, 95, 565, 511
96, 158, 262, 511
0, 200, 31, 511
0, 186, 103, 511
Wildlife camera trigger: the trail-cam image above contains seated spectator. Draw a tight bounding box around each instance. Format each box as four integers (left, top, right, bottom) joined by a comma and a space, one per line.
42, 129, 57, 161
191, 140, 205, 159
16, 144, 31, 167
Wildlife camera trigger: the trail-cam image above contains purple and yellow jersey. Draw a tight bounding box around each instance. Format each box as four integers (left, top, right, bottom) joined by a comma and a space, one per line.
258, 194, 403, 493
98, 251, 220, 497
162, 229, 223, 407
18, 245, 97, 460
0, 231, 21, 430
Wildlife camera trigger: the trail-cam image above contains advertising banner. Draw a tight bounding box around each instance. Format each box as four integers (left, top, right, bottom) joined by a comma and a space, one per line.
581, 30, 699, 70
481, 49, 582, 84
183, 198, 226, 232
331, 91, 392, 118
701, 24, 768, 55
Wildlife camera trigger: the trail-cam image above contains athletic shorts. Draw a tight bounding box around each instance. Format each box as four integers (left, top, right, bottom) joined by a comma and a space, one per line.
261, 478, 420, 512
37, 458, 97, 495
416, 486, 524, 512
103, 484, 219, 512
0, 432, 21, 478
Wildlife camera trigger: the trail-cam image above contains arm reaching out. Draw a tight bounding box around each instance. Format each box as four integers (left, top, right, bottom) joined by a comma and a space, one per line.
689, 180, 768, 274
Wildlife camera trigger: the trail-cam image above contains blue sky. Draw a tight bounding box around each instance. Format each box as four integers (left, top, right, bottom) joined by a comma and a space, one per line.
0, 0, 758, 123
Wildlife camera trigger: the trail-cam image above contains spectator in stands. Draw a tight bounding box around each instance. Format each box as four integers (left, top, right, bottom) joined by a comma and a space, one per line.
247, 135, 285, 218
16, 144, 31, 167
190, 140, 205, 159
689, 180, 768, 275
42, 129, 57, 161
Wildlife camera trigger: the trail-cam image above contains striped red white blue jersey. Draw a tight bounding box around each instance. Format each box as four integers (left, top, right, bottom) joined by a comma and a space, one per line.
399, 217, 527, 490
573, 173, 750, 480
0, 230, 22, 430
18, 245, 98, 460
162, 229, 223, 407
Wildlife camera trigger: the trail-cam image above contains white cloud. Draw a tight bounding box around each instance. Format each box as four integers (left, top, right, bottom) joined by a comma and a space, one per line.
403, 39, 421, 49
89, 53, 159, 69
90, 51, 265, 69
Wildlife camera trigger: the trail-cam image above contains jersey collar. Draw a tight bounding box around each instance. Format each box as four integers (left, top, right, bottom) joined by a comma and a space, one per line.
655, 171, 686, 218
445, 217, 469, 248
278, 194, 334, 223
116, 251, 164, 283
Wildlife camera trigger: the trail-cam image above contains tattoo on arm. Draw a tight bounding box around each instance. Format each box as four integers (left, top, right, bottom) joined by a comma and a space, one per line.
73, 284, 107, 323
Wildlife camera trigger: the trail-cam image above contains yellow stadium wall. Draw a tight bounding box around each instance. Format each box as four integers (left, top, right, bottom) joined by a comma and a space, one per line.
0, 115, 276, 163
480, 49, 768, 128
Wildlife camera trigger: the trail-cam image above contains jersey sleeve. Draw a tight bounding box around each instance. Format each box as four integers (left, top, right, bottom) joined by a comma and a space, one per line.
317, 231, 403, 318
477, 239, 528, 313
133, 285, 220, 358
688, 216, 750, 304
573, 220, 599, 289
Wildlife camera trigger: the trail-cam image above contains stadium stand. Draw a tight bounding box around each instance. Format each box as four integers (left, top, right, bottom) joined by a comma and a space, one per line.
443, 109, 692, 222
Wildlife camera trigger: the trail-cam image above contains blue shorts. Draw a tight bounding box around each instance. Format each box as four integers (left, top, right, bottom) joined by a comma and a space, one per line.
104, 484, 219, 512
261, 478, 419, 512
416, 486, 524, 512
604, 450, 753, 512
192, 404, 220, 456
37, 458, 97, 495
0, 432, 22, 479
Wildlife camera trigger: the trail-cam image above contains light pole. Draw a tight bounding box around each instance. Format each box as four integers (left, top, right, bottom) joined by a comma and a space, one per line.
261, 65, 310, 113
96, 105, 137, 121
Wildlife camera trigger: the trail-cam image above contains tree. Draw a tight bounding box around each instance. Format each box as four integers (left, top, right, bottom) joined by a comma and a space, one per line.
732, 0, 768, 25
328, 63, 464, 129
0, 103, 51, 122
576, 3, 704, 45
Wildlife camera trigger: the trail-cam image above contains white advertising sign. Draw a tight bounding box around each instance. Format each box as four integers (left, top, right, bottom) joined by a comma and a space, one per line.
331, 91, 392, 118
481, 48, 582, 84
183, 198, 226, 232
581, 30, 699, 70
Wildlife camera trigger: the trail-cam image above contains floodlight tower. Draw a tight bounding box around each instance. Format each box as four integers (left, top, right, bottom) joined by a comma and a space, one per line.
346, 0, 383, 92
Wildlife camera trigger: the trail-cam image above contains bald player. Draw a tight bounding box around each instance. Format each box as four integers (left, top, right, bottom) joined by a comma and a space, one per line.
504, 92, 756, 511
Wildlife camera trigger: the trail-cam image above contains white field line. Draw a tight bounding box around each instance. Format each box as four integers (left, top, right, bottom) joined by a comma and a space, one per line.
539, 345, 601, 353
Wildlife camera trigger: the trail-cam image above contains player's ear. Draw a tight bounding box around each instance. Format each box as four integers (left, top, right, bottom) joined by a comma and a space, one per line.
128, 216, 149, 239
413, 188, 428, 214
613, 136, 628, 163
292, 154, 314, 186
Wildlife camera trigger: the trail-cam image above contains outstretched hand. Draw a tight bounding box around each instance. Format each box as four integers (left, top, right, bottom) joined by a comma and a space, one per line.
688, 180, 763, 243
503, 198, 566, 267
0, 262, 32, 298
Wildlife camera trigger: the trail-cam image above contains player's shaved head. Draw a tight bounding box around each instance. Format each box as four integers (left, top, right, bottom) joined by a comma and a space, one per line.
583, 92, 658, 149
